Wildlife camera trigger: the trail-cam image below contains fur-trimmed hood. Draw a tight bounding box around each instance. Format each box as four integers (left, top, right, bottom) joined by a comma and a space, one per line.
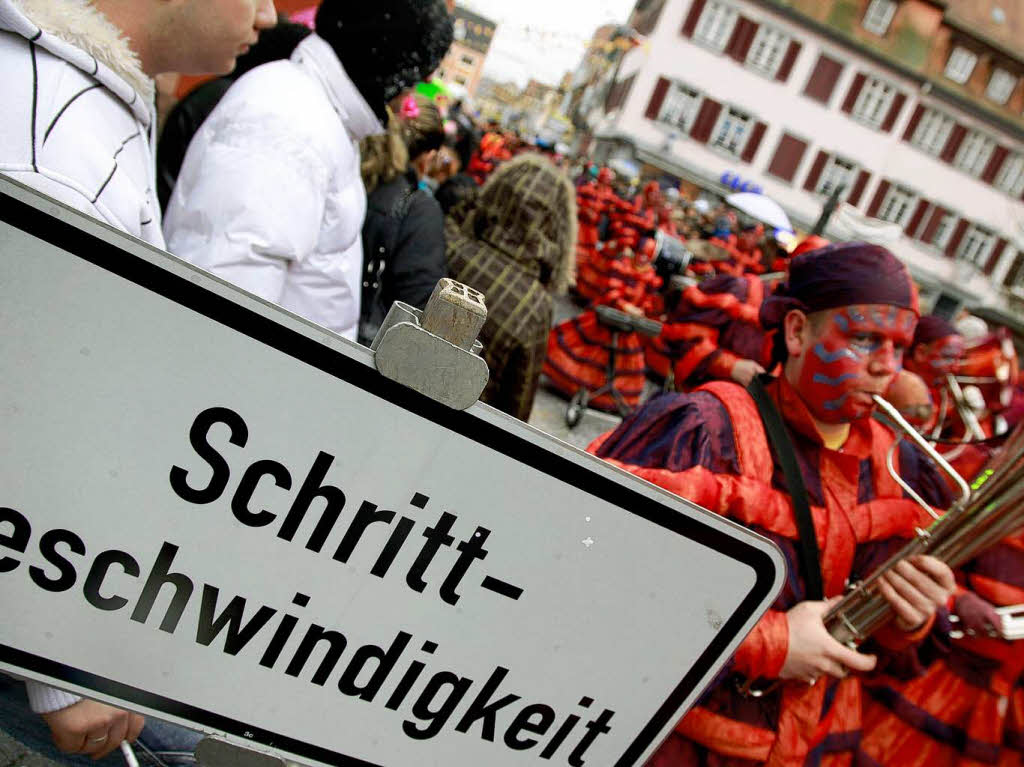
1, 0, 153, 106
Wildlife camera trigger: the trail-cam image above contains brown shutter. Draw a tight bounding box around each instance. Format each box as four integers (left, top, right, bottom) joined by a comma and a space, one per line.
902, 104, 924, 142
803, 54, 844, 104
880, 92, 906, 133
776, 40, 802, 82
841, 72, 867, 114
645, 77, 671, 119
946, 218, 969, 258
606, 74, 635, 111
981, 145, 1009, 184
740, 121, 767, 163
726, 18, 758, 63
904, 199, 929, 236
767, 133, 808, 182
919, 206, 947, 243
681, 0, 706, 38
984, 238, 1008, 276
866, 179, 890, 218
690, 98, 722, 143
847, 169, 871, 206
803, 150, 829, 192
940, 124, 967, 163
1004, 251, 1024, 288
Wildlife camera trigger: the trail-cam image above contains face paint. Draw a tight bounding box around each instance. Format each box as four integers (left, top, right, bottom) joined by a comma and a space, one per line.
912, 334, 966, 386
796, 304, 917, 423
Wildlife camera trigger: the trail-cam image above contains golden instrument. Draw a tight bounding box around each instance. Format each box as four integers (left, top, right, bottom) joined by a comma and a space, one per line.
824, 395, 1024, 648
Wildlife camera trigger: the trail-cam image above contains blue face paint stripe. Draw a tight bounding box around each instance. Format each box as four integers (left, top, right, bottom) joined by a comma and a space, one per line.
848, 307, 866, 323
813, 372, 858, 386
833, 314, 849, 331
814, 343, 859, 364
823, 393, 850, 411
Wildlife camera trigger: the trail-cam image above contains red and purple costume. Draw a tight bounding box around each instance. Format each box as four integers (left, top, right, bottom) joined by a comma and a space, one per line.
645, 274, 767, 389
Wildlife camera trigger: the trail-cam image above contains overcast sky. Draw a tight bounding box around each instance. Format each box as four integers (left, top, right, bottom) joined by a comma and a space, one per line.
460, 0, 637, 87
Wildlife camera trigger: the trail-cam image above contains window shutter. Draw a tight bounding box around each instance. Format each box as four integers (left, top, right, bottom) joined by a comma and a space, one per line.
919, 206, 946, 243
904, 198, 929, 236
767, 133, 808, 182
803, 54, 844, 104
606, 74, 635, 112
847, 170, 871, 206
880, 92, 906, 133
740, 121, 767, 163
776, 40, 802, 82
726, 18, 758, 63
866, 179, 890, 218
981, 145, 1009, 184
946, 218, 969, 258
940, 124, 967, 163
645, 77, 671, 119
803, 150, 829, 191
690, 98, 722, 143
1003, 251, 1024, 288
902, 104, 924, 142
681, 0, 707, 38
841, 72, 867, 114
984, 238, 1008, 276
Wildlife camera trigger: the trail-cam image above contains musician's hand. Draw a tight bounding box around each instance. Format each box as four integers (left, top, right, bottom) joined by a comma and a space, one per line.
876, 555, 955, 632
42, 700, 144, 759
954, 591, 1001, 637
780, 599, 877, 685
730, 359, 766, 387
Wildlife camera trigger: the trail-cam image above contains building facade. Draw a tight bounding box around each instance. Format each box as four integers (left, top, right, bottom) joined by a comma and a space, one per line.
435, 5, 497, 98
586, 0, 1024, 316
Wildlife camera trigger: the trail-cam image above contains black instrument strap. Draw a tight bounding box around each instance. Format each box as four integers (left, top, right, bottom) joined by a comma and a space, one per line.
747, 374, 824, 601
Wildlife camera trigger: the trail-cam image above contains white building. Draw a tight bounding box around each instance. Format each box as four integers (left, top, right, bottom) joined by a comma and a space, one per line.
585, 0, 1024, 317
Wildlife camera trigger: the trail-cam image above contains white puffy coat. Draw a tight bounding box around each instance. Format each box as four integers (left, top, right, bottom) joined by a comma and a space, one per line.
164, 35, 382, 341
0, 0, 162, 245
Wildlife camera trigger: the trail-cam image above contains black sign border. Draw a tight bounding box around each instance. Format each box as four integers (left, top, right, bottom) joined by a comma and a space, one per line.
0, 188, 779, 767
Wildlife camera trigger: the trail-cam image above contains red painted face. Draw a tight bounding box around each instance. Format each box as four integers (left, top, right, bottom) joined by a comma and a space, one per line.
911, 334, 966, 387
795, 304, 917, 423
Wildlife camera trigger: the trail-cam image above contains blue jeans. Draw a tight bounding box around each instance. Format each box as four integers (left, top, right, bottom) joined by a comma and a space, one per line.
0, 675, 201, 766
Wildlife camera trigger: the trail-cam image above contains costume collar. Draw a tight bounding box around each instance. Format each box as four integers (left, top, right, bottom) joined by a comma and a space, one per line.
767, 375, 874, 458
291, 34, 383, 142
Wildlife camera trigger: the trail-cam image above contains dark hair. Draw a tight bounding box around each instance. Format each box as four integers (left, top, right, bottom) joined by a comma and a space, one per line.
315, 0, 453, 122
435, 173, 479, 216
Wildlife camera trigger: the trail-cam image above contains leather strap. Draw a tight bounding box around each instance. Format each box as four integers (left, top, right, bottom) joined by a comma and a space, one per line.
748, 374, 824, 601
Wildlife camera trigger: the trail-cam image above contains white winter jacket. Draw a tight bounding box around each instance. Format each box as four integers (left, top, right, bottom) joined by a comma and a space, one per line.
0, 0, 162, 246
0, 0, 161, 715
163, 35, 383, 341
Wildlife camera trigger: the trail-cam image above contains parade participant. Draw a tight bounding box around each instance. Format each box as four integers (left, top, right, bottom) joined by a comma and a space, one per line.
885, 370, 935, 432
904, 315, 966, 412
645, 273, 767, 390
860, 529, 1024, 766
590, 242, 956, 766
1, 0, 276, 758
446, 154, 576, 420
164, 0, 454, 342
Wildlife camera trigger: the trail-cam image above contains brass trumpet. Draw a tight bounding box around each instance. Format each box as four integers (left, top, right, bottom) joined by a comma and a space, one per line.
825, 395, 1024, 648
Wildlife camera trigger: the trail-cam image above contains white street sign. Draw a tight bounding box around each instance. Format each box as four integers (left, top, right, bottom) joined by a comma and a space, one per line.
0, 176, 784, 767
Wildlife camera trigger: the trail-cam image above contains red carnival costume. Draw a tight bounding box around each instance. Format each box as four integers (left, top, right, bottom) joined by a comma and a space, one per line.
645, 274, 767, 389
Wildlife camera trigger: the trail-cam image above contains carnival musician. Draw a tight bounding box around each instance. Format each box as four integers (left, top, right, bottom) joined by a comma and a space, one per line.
589, 243, 956, 766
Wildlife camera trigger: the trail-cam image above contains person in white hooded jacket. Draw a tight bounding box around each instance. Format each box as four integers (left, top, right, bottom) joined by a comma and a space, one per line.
163, 0, 454, 343
0, 0, 274, 759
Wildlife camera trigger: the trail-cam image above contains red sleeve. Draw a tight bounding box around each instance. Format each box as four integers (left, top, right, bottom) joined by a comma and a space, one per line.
731, 609, 789, 680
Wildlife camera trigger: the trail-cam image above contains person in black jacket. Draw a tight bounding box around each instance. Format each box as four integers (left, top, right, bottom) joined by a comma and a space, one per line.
358, 94, 447, 345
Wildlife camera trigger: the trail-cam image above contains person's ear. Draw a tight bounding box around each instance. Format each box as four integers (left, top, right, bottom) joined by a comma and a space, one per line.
784, 309, 810, 359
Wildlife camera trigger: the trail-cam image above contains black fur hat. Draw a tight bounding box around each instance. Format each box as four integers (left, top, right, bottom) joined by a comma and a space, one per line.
315, 0, 454, 123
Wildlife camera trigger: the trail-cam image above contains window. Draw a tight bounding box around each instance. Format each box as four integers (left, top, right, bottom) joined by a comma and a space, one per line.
932, 212, 957, 249
957, 224, 996, 267
461, 54, 476, 66
693, 1, 739, 51
944, 46, 977, 84
862, 0, 897, 35
911, 108, 955, 155
746, 25, 790, 77
955, 130, 996, 176
996, 153, 1024, 196
658, 82, 703, 132
852, 76, 896, 128
454, 75, 467, 86
986, 68, 1017, 104
710, 106, 752, 156
818, 155, 857, 196
877, 184, 916, 225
